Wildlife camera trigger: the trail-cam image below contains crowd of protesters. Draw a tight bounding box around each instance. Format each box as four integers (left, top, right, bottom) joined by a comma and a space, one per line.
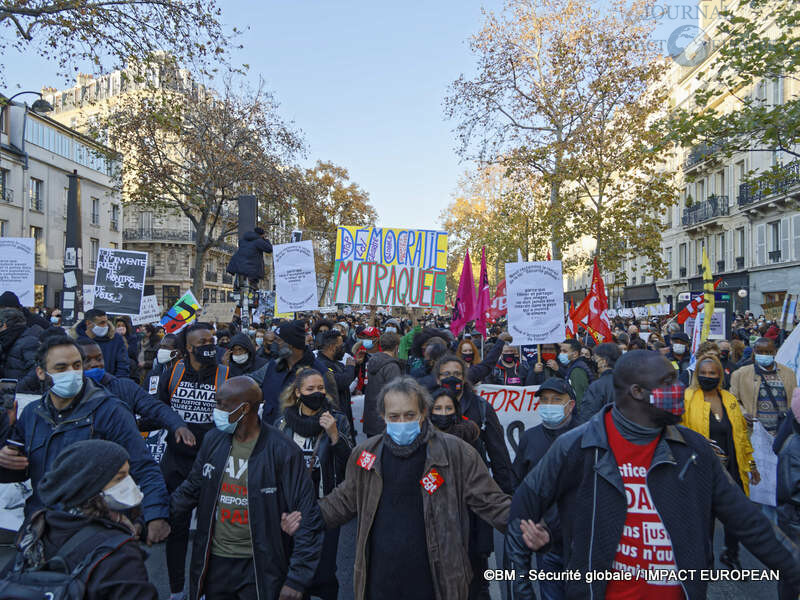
2, 287, 800, 599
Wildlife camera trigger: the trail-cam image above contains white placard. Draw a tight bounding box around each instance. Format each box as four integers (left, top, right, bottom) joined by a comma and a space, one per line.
83, 285, 94, 310
131, 295, 162, 325
684, 307, 726, 340
273, 240, 318, 313
749, 420, 777, 506
505, 260, 565, 345
0, 238, 35, 305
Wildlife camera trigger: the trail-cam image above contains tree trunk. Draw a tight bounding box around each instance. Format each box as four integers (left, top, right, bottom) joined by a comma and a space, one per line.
550, 131, 563, 261
192, 244, 206, 301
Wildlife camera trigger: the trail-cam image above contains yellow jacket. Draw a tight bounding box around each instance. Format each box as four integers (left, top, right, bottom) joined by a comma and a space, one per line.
681, 387, 754, 496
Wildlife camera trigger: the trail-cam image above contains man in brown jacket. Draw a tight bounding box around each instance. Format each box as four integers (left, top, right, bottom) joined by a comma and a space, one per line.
319, 376, 510, 600
731, 337, 797, 433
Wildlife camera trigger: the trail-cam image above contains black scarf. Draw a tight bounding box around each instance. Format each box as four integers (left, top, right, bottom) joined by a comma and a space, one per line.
383, 419, 430, 458
284, 405, 323, 438
0, 323, 25, 353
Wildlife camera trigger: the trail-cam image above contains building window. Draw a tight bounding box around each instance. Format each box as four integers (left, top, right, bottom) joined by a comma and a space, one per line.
664, 205, 672, 229
109, 242, 118, 249
90, 238, 99, 269
29, 178, 43, 211
695, 239, 705, 274
0, 220, 7, 237
715, 170, 725, 197
0, 169, 9, 203
695, 179, 705, 203
736, 227, 746, 268
91, 197, 100, 225
664, 247, 672, 279
30, 226, 43, 267
110, 204, 119, 231
163, 285, 180, 308
679, 243, 687, 277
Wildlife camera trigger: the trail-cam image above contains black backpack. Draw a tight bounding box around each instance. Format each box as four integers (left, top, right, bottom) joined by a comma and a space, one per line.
0, 524, 133, 600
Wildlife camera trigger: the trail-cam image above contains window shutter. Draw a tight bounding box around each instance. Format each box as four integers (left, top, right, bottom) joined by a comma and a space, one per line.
756, 223, 766, 266
726, 230, 734, 272
793, 215, 800, 261
781, 217, 790, 262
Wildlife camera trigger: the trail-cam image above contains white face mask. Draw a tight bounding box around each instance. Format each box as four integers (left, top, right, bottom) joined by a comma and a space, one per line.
156, 349, 176, 364
672, 343, 686, 355
232, 353, 249, 364
92, 324, 109, 337
102, 475, 143, 510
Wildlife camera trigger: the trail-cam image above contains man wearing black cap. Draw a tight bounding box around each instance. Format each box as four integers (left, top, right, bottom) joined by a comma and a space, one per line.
666, 331, 692, 386
250, 319, 337, 425
506, 350, 800, 599
512, 377, 579, 600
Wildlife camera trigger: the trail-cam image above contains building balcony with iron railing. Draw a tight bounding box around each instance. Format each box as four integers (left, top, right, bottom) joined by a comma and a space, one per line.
1, 188, 13, 204
205, 271, 218, 282
769, 249, 783, 264
738, 159, 800, 207
682, 195, 729, 228
222, 273, 233, 285
683, 142, 723, 172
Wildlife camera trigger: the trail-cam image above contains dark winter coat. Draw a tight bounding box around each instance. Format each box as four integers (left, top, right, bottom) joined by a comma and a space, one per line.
75, 321, 130, 378
559, 356, 595, 403
0, 323, 42, 380
488, 358, 529, 386
576, 369, 615, 423
226, 231, 273, 280
506, 404, 800, 599
250, 348, 338, 427
96, 371, 186, 433
170, 425, 325, 600
13, 510, 157, 600
0, 379, 170, 524
363, 352, 403, 437
777, 418, 800, 545
227, 332, 268, 377
316, 351, 356, 434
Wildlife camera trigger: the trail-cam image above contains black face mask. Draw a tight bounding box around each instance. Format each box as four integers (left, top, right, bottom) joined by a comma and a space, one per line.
502, 354, 515, 364
697, 375, 719, 391
462, 354, 474, 363
300, 391, 326, 412
441, 376, 463, 397
430, 413, 457, 431
193, 344, 217, 365
333, 347, 346, 361
269, 341, 281, 356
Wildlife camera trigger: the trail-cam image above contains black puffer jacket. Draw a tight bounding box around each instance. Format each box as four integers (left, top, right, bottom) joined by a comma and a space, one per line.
363, 352, 402, 436
506, 405, 800, 599
12, 510, 157, 600
170, 425, 325, 600
0, 323, 42, 379
777, 417, 800, 544
227, 332, 268, 377
226, 231, 273, 280
576, 369, 615, 423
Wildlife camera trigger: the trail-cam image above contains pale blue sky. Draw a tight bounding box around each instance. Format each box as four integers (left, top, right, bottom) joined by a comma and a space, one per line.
2, 1, 697, 229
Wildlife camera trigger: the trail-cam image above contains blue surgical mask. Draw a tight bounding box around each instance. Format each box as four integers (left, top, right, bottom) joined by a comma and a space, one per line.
385, 420, 420, 446
539, 403, 567, 427
84, 367, 106, 383
50, 316, 60, 324
213, 403, 244, 434
385, 326, 397, 333
48, 369, 83, 398
558, 353, 570, 365
363, 339, 374, 350
755, 353, 775, 368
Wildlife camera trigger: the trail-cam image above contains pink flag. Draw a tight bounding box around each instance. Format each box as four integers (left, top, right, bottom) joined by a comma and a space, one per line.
451, 250, 476, 336
474, 247, 491, 336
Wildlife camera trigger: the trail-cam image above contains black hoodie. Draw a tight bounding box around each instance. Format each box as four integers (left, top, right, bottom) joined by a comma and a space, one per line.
228, 332, 268, 377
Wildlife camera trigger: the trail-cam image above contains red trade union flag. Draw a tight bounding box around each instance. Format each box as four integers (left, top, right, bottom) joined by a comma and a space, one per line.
474, 247, 491, 336
585, 259, 613, 343
488, 279, 507, 322
675, 278, 723, 324
566, 297, 576, 338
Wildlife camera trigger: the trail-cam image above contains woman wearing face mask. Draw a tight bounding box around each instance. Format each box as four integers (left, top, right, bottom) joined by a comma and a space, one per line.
137, 324, 161, 383
15, 439, 157, 599
457, 339, 481, 367
275, 369, 353, 600
224, 332, 267, 377
115, 317, 140, 381
429, 387, 480, 444
488, 344, 528, 386
682, 355, 759, 570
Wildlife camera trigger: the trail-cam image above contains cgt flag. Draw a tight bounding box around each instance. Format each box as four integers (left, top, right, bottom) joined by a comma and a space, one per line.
566, 297, 576, 338
675, 278, 722, 324
451, 251, 476, 336
474, 247, 491, 336
488, 279, 507, 322
160, 290, 200, 334
585, 259, 613, 343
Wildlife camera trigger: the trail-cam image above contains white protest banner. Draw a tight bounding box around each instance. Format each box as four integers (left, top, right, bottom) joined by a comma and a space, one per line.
273, 240, 318, 313
685, 307, 726, 340
0, 238, 35, 305
475, 384, 541, 460
749, 420, 777, 506
776, 325, 800, 385
131, 295, 162, 325
82, 285, 94, 311
505, 261, 565, 345
92, 248, 148, 315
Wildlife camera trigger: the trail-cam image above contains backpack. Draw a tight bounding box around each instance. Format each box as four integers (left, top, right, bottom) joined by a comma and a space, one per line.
0, 524, 133, 600
167, 360, 229, 399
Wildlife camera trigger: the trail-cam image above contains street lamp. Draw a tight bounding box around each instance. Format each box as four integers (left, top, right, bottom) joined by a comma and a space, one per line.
1, 90, 53, 118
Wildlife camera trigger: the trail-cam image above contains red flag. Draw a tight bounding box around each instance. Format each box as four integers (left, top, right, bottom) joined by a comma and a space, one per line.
474, 247, 491, 336
676, 278, 722, 324
546, 249, 552, 261
585, 259, 613, 343
451, 251, 476, 335
572, 293, 590, 330
565, 298, 576, 338
488, 279, 507, 322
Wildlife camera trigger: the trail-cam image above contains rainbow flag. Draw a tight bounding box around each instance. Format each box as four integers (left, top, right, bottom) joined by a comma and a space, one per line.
160, 290, 200, 334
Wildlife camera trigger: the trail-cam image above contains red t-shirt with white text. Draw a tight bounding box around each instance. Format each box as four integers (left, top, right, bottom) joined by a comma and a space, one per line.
604, 410, 684, 600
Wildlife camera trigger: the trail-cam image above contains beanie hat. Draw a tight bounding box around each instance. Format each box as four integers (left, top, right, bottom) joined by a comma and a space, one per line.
276, 320, 307, 350
39, 440, 129, 509
0, 291, 22, 309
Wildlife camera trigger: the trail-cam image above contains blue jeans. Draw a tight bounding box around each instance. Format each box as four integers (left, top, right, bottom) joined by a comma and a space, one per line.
537, 552, 566, 600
